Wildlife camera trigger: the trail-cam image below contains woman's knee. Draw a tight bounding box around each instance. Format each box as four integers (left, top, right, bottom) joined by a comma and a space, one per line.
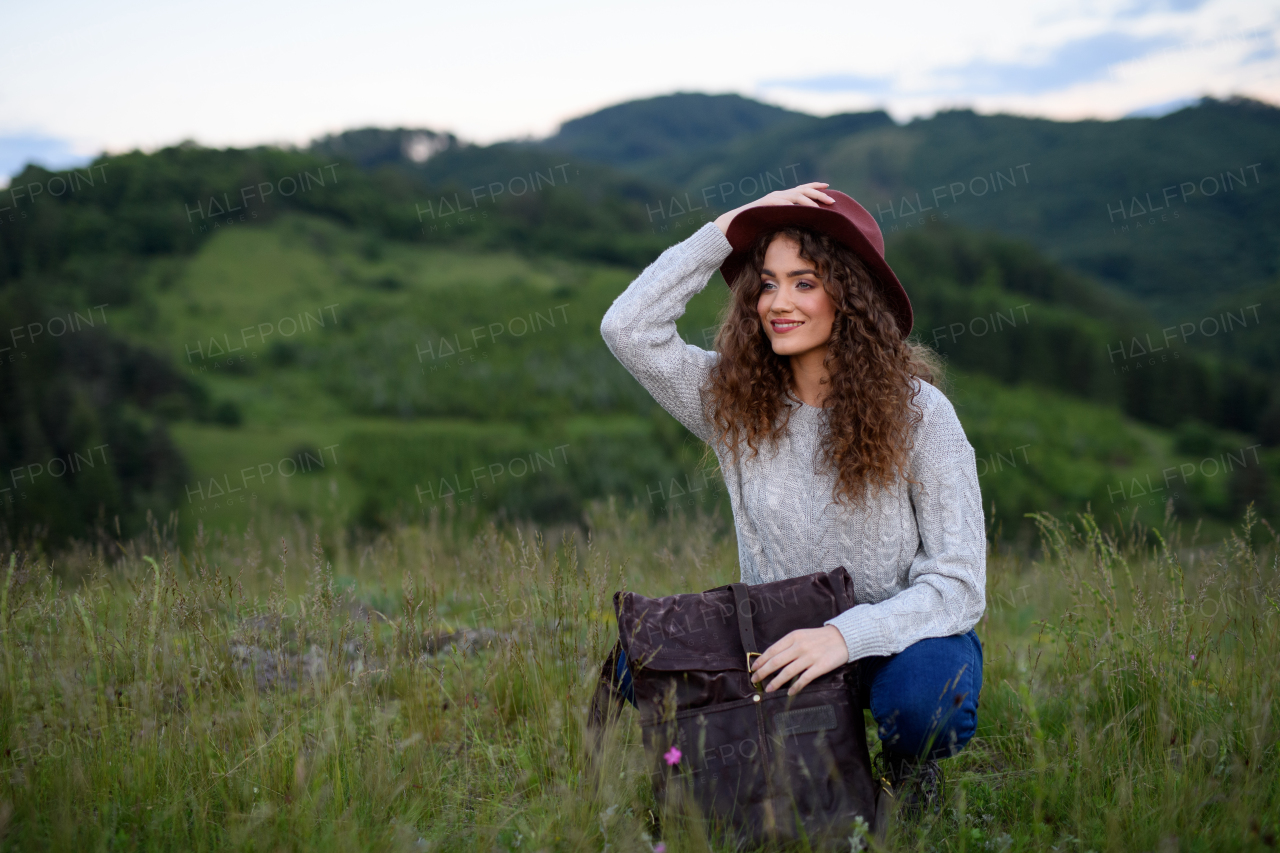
872, 690, 978, 759
868, 631, 982, 759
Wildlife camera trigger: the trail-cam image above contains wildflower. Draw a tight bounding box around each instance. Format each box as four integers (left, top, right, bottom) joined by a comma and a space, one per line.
663, 746, 681, 766
1190, 654, 1196, 661
654, 844, 666, 853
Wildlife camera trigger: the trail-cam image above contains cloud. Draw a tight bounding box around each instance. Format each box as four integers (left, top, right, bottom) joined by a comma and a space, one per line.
1116, 0, 1212, 18
757, 73, 894, 95
1243, 43, 1277, 65
930, 32, 1181, 95
758, 31, 1184, 99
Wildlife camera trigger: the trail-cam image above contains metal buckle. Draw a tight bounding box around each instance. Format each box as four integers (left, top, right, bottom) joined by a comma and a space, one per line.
746, 652, 763, 692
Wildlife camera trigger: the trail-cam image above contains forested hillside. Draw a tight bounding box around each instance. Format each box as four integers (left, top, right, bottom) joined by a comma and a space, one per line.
538, 95, 1279, 317
1, 93, 1277, 546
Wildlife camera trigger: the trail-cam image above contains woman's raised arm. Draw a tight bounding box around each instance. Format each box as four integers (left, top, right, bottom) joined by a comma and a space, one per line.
600, 223, 733, 444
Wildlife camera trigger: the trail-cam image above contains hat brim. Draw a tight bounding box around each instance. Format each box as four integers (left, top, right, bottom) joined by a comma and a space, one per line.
719, 204, 913, 338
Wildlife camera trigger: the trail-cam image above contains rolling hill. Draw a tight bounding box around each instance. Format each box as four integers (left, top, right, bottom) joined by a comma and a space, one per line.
530, 94, 1280, 322
2, 92, 1278, 545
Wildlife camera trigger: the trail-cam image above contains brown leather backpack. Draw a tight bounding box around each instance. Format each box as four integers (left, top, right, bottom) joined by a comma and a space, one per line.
589, 568, 877, 849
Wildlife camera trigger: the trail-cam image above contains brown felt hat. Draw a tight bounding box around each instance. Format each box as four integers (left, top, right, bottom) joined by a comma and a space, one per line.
718, 189, 913, 338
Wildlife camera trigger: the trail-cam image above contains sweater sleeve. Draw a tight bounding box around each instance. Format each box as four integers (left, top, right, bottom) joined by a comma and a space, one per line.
824, 390, 987, 661
600, 222, 734, 444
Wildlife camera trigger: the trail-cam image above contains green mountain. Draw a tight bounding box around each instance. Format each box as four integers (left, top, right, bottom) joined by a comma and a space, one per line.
533, 94, 1280, 323
541, 92, 813, 168
887, 225, 1271, 435
309, 127, 462, 171
2, 93, 1278, 545
97, 212, 1280, 539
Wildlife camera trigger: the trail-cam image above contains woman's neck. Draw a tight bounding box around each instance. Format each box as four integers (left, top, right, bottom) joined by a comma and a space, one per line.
789, 347, 830, 408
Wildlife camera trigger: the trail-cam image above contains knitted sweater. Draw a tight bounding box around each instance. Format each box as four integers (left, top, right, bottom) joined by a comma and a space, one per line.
600, 222, 987, 663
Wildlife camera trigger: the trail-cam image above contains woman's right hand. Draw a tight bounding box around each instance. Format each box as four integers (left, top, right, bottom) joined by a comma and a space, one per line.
713, 182, 836, 237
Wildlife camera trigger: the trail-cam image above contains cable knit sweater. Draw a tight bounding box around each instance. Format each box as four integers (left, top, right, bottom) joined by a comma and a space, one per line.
600, 222, 986, 663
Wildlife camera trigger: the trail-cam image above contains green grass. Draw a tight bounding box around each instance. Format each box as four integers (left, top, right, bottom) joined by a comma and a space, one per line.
1, 503, 1277, 851
108, 214, 1280, 545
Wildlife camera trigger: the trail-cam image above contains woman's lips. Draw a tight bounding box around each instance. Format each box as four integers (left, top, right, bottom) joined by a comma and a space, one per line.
770, 319, 804, 334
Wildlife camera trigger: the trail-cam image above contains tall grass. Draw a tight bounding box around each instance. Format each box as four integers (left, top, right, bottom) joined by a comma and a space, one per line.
0, 500, 1276, 851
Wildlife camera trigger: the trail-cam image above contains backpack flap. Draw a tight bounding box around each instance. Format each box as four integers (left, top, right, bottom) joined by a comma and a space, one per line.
615, 587, 747, 673
615, 567, 858, 673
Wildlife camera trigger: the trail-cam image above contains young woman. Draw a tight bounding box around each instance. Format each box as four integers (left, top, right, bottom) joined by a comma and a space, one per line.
600, 182, 986, 813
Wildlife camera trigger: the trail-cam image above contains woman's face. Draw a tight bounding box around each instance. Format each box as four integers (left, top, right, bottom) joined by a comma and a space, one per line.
756, 235, 836, 359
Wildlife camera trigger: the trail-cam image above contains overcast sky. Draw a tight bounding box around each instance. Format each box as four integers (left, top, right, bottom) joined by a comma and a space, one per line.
1, 0, 1276, 179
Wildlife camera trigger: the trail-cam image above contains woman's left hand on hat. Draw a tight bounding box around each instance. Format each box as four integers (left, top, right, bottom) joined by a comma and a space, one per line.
714, 182, 837, 237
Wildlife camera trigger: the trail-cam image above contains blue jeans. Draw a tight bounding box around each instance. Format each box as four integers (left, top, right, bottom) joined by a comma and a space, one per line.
614, 628, 983, 762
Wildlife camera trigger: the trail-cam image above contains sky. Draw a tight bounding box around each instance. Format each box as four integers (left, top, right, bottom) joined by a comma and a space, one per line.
1, 0, 1276, 180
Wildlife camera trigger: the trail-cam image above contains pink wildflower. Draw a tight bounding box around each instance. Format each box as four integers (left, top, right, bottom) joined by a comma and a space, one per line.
654, 845, 667, 853
1191, 654, 1196, 661
663, 746, 682, 766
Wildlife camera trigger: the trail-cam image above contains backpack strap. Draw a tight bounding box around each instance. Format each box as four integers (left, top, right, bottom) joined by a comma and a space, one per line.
831, 567, 868, 704
588, 640, 627, 731
585, 639, 628, 772
731, 583, 761, 676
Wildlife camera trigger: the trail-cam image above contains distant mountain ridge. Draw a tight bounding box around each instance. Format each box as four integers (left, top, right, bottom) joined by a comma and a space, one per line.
299, 94, 1279, 386
527, 93, 1280, 322
310, 127, 461, 170
541, 92, 811, 167
308, 93, 1278, 324
2, 93, 1278, 543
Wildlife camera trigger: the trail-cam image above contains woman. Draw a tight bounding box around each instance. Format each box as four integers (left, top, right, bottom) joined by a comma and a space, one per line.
599, 182, 986, 815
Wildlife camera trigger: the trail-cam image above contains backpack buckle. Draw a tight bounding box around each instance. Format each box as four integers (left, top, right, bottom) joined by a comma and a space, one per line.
746, 652, 763, 691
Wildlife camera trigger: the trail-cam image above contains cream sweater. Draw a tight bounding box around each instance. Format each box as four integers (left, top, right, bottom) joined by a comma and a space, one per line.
600, 222, 987, 662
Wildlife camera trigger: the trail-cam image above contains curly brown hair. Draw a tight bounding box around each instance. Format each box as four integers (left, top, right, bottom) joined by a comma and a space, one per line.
702, 226, 945, 507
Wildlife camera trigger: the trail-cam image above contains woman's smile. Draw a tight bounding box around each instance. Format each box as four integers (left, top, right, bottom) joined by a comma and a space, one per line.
756, 235, 837, 364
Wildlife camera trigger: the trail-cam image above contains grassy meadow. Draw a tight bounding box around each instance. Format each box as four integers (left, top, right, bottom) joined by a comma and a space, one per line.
103, 213, 1280, 544
4, 96, 1280, 852
1, 500, 1277, 852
